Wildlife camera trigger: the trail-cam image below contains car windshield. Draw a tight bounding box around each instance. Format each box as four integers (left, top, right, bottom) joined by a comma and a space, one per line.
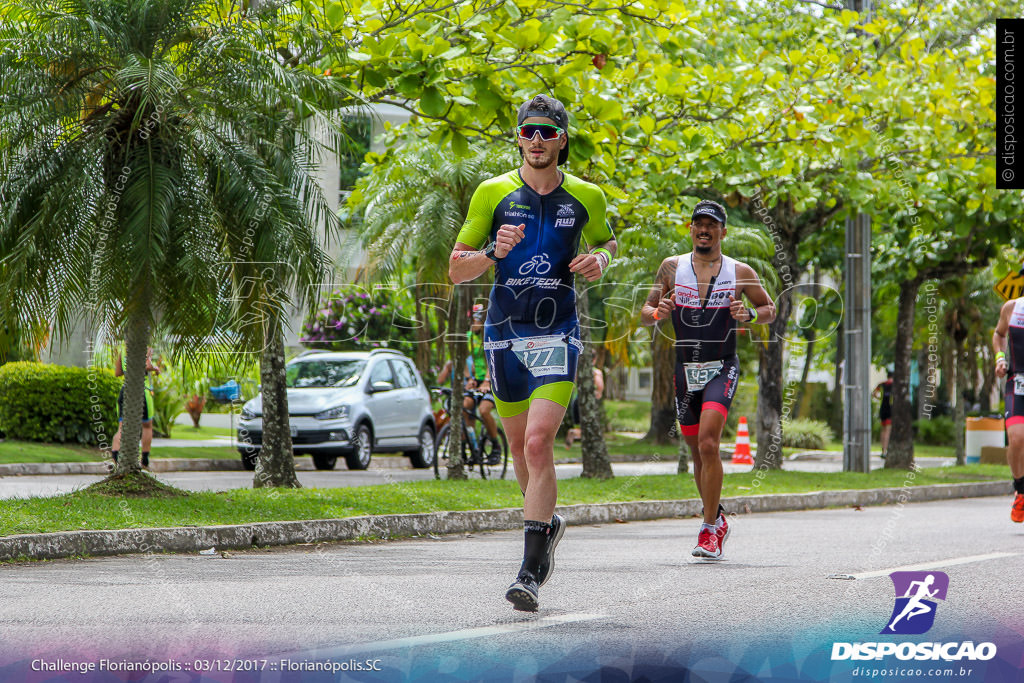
286, 359, 365, 388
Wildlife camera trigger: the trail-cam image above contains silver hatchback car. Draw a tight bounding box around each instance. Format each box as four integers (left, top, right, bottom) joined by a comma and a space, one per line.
237, 349, 436, 471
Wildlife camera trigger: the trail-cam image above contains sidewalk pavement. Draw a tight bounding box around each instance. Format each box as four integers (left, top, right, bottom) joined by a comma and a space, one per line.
0, 480, 1009, 562
0, 448, 951, 477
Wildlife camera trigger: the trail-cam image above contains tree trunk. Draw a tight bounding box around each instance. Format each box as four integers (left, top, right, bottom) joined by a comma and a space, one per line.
677, 434, 690, 474
951, 305, 969, 466
791, 266, 820, 419
755, 232, 799, 470
444, 286, 469, 480
414, 284, 430, 375
830, 314, 844, 435
115, 302, 152, 473
886, 277, 921, 470
755, 334, 785, 470
644, 325, 676, 444
916, 347, 931, 420
792, 337, 815, 419
979, 345, 994, 413
255, 313, 300, 488
576, 281, 612, 479
954, 340, 967, 466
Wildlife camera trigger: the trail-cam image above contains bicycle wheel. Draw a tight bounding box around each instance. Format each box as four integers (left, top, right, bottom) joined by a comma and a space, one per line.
480, 428, 510, 480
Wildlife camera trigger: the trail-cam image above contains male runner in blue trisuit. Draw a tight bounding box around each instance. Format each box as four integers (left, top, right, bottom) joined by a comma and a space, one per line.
449, 95, 616, 610
641, 201, 775, 559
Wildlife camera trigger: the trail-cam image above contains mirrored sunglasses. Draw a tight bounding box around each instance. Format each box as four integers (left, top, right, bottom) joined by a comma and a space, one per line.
516, 123, 563, 141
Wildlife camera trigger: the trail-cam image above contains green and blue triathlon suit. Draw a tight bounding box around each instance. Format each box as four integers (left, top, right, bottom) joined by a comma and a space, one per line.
456, 170, 613, 417
1006, 297, 1024, 428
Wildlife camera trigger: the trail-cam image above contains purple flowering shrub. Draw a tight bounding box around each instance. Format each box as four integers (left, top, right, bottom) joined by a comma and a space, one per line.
300, 285, 419, 355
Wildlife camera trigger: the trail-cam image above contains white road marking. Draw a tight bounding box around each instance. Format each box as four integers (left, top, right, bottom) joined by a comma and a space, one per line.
338, 612, 607, 653
849, 552, 1018, 580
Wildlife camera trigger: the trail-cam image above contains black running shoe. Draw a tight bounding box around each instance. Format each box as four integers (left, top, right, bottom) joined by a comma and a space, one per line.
505, 572, 539, 612
536, 514, 565, 587
485, 439, 501, 466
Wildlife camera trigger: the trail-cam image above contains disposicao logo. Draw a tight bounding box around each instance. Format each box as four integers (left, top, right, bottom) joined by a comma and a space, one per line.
883, 571, 948, 635
831, 571, 997, 663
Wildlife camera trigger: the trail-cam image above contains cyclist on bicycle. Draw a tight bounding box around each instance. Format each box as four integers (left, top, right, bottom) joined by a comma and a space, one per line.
449, 94, 617, 611
437, 304, 501, 464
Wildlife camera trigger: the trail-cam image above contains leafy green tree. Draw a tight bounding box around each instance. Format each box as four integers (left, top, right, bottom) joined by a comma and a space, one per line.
0, 0, 347, 484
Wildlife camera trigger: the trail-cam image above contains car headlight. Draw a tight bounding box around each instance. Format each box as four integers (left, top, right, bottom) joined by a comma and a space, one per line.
240, 406, 261, 420
316, 405, 349, 420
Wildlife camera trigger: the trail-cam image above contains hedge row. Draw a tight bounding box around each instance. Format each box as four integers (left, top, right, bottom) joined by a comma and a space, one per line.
0, 362, 120, 446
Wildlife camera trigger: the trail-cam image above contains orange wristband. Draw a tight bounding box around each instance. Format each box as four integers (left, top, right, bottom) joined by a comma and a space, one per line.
653, 310, 660, 321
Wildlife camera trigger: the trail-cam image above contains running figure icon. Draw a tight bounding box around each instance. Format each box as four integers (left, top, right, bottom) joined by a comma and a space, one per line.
886, 574, 938, 632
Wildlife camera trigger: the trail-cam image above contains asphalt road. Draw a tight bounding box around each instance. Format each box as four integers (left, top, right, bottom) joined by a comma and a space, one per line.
0, 457, 953, 500
1, 497, 1021, 681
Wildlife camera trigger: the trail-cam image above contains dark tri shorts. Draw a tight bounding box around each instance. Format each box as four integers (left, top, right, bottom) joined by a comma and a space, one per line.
484, 321, 581, 418
117, 385, 154, 423
463, 380, 495, 407
879, 405, 892, 426
674, 356, 739, 436
1006, 374, 1024, 428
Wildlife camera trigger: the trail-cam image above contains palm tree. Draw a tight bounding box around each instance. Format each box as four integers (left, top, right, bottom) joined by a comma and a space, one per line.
349, 140, 515, 478
0, 0, 348, 484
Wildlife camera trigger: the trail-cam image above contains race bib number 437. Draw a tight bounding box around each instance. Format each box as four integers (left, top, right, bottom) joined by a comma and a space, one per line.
684, 360, 724, 391
511, 336, 568, 378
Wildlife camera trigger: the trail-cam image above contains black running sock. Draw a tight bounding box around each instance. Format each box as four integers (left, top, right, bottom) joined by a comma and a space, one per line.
111, 450, 119, 463
142, 451, 150, 467
520, 520, 552, 577
1014, 477, 1024, 495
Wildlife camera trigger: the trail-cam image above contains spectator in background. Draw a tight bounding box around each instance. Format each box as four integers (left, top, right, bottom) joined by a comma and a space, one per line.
111, 345, 160, 468
872, 370, 894, 459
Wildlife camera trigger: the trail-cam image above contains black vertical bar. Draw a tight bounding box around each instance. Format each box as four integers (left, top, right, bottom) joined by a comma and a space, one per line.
998, 19, 1024, 190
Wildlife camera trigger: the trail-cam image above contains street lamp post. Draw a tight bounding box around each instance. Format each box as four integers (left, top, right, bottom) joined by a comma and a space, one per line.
842, 0, 873, 474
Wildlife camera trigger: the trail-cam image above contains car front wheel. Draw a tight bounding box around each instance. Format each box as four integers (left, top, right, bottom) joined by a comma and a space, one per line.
312, 453, 338, 470
239, 447, 258, 471
345, 423, 372, 470
406, 424, 435, 469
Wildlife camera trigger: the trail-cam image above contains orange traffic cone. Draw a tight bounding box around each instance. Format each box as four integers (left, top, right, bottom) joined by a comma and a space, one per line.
732, 416, 753, 464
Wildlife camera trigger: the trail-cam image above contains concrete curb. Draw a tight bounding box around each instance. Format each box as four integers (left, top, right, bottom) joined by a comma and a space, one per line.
0, 455, 411, 476
0, 481, 1009, 562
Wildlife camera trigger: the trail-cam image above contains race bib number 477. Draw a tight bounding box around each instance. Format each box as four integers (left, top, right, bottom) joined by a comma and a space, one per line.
511, 336, 568, 378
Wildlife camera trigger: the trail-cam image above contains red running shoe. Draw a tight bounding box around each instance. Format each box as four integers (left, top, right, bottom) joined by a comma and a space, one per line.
716, 513, 731, 554
692, 526, 721, 559
1012, 494, 1024, 523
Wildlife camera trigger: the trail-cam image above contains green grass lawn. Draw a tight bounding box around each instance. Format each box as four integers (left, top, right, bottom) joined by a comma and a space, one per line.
821, 441, 956, 459
0, 464, 1008, 537
603, 400, 651, 432
0, 440, 238, 464
166, 424, 234, 440
554, 433, 681, 462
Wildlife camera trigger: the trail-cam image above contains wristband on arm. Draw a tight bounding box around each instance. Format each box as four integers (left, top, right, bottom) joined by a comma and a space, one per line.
747, 307, 758, 323
592, 248, 612, 269
996, 351, 1007, 363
